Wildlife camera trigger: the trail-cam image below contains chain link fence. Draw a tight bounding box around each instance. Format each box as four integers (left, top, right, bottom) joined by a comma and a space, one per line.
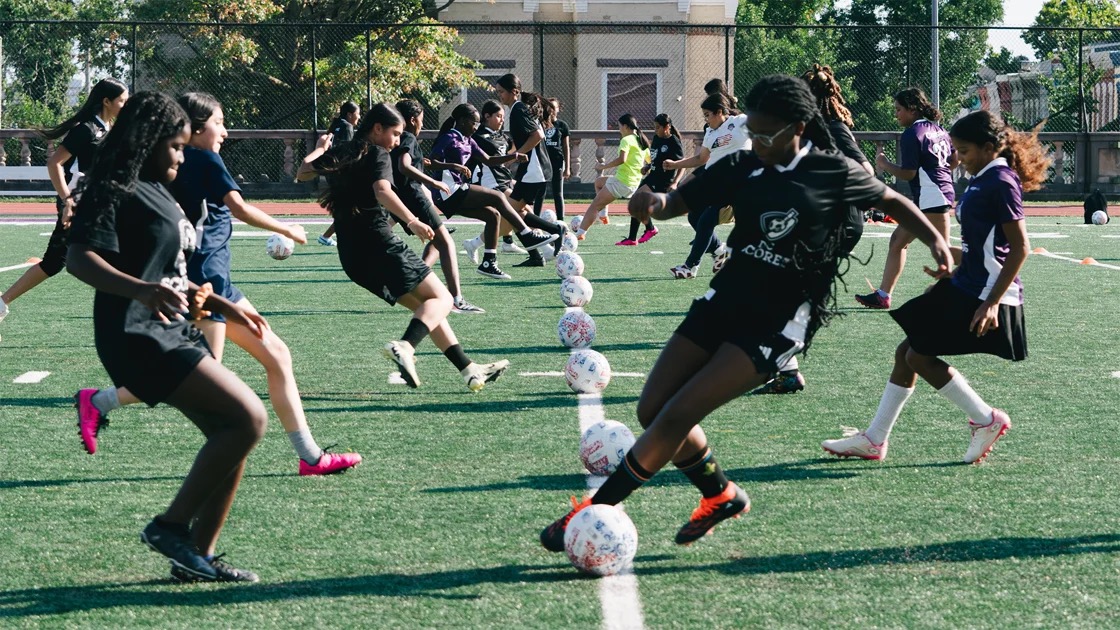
5, 20, 1120, 194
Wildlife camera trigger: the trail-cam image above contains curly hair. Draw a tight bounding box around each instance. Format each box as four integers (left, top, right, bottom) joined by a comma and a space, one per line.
313, 102, 403, 217
76, 92, 189, 229
801, 63, 854, 128
950, 110, 1050, 192
894, 86, 941, 122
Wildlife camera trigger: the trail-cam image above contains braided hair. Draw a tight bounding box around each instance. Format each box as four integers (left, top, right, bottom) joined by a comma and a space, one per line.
312, 102, 403, 217
743, 74, 847, 351
950, 111, 1050, 192
894, 87, 941, 122
76, 92, 189, 230
801, 63, 854, 128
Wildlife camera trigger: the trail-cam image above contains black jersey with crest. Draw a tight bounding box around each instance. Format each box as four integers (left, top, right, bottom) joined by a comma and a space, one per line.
677, 142, 885, 322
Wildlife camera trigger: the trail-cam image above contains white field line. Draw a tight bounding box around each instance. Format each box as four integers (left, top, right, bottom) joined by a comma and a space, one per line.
1034, 250, 1120, 271
0, 261, 36, 274
1111, 371, 1120, 379
577, 392, 645, 630
13, 371, 50, 384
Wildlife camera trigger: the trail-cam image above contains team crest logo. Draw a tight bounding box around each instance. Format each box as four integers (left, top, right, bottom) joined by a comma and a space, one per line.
727, 123, 735, 130
760, 208, 799, 240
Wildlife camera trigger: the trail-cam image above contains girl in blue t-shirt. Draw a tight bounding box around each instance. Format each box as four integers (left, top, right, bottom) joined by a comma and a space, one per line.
823, 110, 1045, 465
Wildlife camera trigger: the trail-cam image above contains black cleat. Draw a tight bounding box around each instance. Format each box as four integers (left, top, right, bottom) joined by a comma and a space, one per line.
477, 259, 512, 279
674, 483, 750, 546
141, 518, 217, 580
540, 496, 592, 552
514, 252, 545, 267
552, 224, 568, 258
518, 230, 559, 252
170, 553, 259, 583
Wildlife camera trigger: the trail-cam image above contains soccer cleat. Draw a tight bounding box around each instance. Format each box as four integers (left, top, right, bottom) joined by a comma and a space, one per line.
518, 230, 558, 252
675, 483, 750, 545
299, 449, 362, 476
855, 291, 891, 309
540, 496, 593, 552
170, 553, 259, 583
552, 225, 568, 258
615, 238, 638, 246
500, 240, 528, 255
462, 359, 511, 392
711, 244, 730, 274
749, 371, 806, 395
670, 264, 699, 279
463, 236, 482, 264
637, 228, 659, 244
477, 259, 512, 280
317, 234, 337, 246
452, 297, 486, 314
141, 518, 217, 581
0, 298, 8, 325
598, 209, 610, 224
382, 340, 420, 388
576, 232, 586, 241
75, 388, 108, 455
821, 429, 888, 460
963, 409, 1011, 464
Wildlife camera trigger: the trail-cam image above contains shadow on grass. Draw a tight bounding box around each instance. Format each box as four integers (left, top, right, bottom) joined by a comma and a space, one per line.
257, 309, 375, 317
308, 392, 639, 415
468, 341, 665, 355
0, 472, 292, 491
1, 397, 78, 408
4, 535, 1119, 616
424, 459, 860, 494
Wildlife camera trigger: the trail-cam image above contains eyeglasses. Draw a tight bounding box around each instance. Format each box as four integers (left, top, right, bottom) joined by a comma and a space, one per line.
746, 123, 793, 148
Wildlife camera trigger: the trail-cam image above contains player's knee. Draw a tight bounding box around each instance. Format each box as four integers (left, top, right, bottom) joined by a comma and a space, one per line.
39, 257, 65, 277
893, 340, 911, 365
635, 399, 658, 429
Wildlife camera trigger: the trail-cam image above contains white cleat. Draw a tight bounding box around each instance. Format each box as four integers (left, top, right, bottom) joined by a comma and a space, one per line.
963, 409, 1011, 464
712, 244, 730, 274
382, 340, 420, 388
670, 264, 699, 279
500, 241, 528, 255
462, 359, 510, 392
463, 237, 482, 264
822, 428, 888, 460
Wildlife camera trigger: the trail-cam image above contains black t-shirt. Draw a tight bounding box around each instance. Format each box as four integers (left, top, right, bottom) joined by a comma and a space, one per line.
314, 144, 396, 257
677, 143, 886, 323
391, 131, 427, 205
829, 120, 869, 166
509, 101, 551, 182
644, 134, 684, 191
69, 180, 199, 350
61, 117, 109, 181
329, 117, 355, 144
472, 126, 514, 190
542, 120, 570, 169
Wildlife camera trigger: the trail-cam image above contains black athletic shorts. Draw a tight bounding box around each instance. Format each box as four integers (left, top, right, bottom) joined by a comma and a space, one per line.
39, 197, 70, 277
922, 204, 952, 214
674, 293, 805, 375
432, 184, 470, 218
340, 233, 431, 307
396, 189, 445, 232
890, 278, 1027, 361
511, 181, 547, 204
97, 326, 212, 406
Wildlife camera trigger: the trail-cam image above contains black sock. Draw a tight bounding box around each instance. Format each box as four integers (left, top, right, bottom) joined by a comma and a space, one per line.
401, 318, 430, 349
778, 369, 799, 377
592, 451, 654, 505
524, 212, 562, 234
154, 516, 190, 535
644, 220, 655, 232
627, 217, 640, 241
674, 447, 729, 499
503, 234, 514, 245
482, 251, 497, 262
443, 344, 472, 371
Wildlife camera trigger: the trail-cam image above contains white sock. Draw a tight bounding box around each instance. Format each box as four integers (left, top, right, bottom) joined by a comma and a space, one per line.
864, 382, 915, 445
937, 373, 994, 425
287, 428, 323, 464
519, 228, 532, 235
484, 248, 497, 254
598, 208, 608, 217
576, 228, 587, 237
780, 356, 799, 372
877, 289, 890, 298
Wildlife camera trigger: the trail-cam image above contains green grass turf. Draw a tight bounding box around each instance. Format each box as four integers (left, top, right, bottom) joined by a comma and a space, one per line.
0, 216, 1118, 628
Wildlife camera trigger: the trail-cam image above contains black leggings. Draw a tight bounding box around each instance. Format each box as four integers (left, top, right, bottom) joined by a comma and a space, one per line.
533, 163, 566, 219
686, 205, 722, 268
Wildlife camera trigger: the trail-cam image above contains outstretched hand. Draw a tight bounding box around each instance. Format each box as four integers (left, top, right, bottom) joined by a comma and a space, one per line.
923, 239, 954, 280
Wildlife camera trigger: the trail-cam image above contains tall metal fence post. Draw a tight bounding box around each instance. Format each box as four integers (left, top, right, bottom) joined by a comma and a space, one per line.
131, 23, 138, 92
724, 25, 731, 84
537, 24, 545, 94
366, 27, 373, 109
905, 27, 911, 87
1079, 27, 1088, 193
311, 24, 319, 133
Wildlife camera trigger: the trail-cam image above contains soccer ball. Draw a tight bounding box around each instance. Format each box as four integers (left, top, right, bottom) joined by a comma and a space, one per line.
569, 216, 582, 233
564, 504, 638, 577
556, 251, 585, 278
266, 233, 295, 260
541, 208, 558, 224
558, 308, 596, 348
1092, 210, 1109, 225
565, 348, 611, 393
560, 276, 594, 307
580, 420, 636, 476
560, 231, 579, 253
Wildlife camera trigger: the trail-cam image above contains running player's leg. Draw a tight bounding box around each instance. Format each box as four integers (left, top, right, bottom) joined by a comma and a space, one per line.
576, 178, 616, 235
864, 211, 948, 306
822, 340, 916, 459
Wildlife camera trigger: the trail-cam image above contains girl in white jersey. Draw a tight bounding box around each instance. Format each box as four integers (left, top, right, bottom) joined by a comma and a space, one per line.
663, 93, 751, 279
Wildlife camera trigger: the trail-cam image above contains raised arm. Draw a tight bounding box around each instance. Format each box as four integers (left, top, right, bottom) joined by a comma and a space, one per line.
225, 191, 307, 244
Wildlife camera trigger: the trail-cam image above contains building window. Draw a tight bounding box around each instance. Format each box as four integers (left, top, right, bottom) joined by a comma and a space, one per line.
602, 72, 660, 129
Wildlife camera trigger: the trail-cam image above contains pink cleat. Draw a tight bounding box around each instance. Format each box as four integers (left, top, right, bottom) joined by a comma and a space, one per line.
637, 228, 659, 244
615, 238, 638, 246
75, 389, 108, 455
299, 450, 362, 476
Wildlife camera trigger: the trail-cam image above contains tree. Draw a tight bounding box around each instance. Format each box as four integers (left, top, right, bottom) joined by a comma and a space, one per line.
984, 47, 1028, 74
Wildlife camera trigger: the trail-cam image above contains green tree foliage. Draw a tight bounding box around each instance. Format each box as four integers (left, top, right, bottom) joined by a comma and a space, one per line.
984, 47, 1028, 74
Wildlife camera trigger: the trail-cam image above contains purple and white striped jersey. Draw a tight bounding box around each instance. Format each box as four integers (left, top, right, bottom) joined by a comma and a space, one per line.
952, 157, 1025, 306
899, 119, 955, 210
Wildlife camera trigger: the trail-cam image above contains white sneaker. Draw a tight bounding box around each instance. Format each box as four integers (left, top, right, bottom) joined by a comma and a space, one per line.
821, 429, 888, 460
0, 298, 8, 325
317, 235, 337, 246
670, 264, 699, 279
382, 341, 420, 388
500, 241, 528, 255
712, 244, 730, 274
463, 237, 482, 264
462, 359, 510, 392
452, 297, 486, 314
963, 409, 1010, 464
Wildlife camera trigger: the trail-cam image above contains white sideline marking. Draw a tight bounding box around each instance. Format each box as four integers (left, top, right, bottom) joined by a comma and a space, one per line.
1102, 235, 1120, 238
1111, 371, 1120, 379
1026, 232, 1069, 238
0, 262, 36, 274
649, 251, 664, 255
521, 371, 646, 378
387, 372, 407, 385
13, 371, 50, 384
576, 392, 645, 630
1034, 251, 1120, 271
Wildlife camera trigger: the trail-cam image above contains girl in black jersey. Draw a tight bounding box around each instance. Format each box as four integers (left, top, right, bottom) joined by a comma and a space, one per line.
67, 92, 266, 582
537, 97, 570, 220
296, 103, 510, 392
618, 113, 682, 246
540, 75, 952, 551
472, 100, 516, 196
0, 79, 128, 338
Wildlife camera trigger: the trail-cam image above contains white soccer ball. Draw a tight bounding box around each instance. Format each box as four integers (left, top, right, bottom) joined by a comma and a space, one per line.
565, 348, 611, 393
556, 251, 585, 278
569, 216, 582, 233
564, 504, 638, 577
266, 233, 295, 260
560, 275, 594, 307
580, 420, 636, 476
1092, 210, 1109, 225
558, 309, 597, 349
541, 209, 558, 224
560, 231, 579, 253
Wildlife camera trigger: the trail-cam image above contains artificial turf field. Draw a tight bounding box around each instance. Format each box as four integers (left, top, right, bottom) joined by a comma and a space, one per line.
0, 215, 1118, 628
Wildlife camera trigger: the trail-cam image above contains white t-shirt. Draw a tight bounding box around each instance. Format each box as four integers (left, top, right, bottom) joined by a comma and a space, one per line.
703, 113, 752, 167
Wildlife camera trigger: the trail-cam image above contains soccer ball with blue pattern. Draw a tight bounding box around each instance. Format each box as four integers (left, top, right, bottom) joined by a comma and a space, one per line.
564, 504, 638, 576
580, 420, 636, 476
565, 348, 611, 393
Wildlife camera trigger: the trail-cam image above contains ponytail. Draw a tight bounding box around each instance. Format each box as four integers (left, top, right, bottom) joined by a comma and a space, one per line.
803, 110, 836, 151
43, 78, 127, 140
950, 110, 1050, 192
519, 92, 544, 121
440, 103, 477, 135
618, 114, 648, 150
894, 87, 941, 122
654, 113, 681, 140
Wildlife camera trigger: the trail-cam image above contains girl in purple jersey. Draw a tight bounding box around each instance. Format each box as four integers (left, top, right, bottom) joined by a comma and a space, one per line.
823, 110, 1047, 464
857, 87, 958, 309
